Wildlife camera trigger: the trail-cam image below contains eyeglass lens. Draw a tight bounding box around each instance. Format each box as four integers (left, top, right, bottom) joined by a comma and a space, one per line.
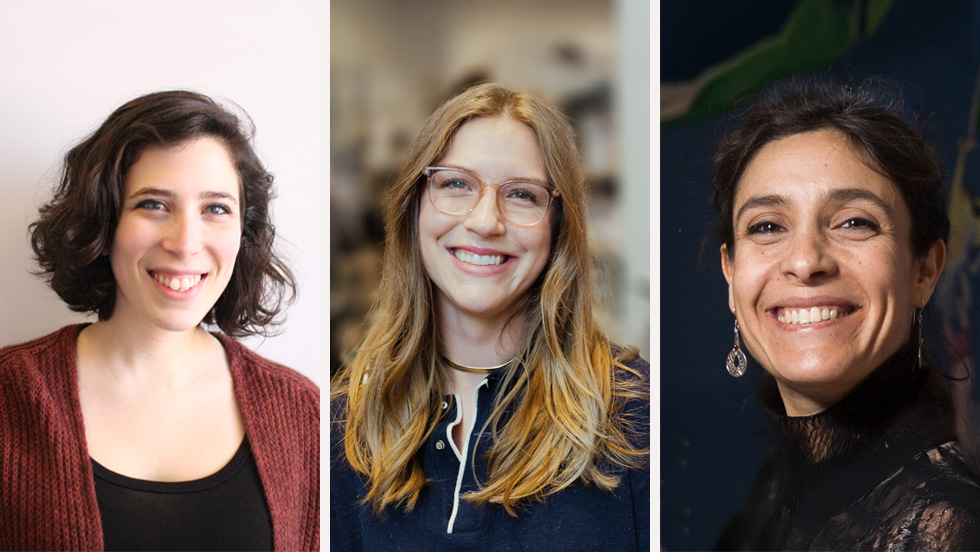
428, 169, 551, 225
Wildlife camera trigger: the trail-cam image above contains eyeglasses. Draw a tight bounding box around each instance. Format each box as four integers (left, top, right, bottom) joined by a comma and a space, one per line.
423, 166, 559, 227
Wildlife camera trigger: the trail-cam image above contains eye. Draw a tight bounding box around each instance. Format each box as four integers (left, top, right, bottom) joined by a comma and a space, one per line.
204, 203, 232, 216
746, 220, 785, 235
840, 217, 880, 231
503, 183, 552, 208
438, 177, 475, 192
135, 199, 166, 211
506, 186, 539, 204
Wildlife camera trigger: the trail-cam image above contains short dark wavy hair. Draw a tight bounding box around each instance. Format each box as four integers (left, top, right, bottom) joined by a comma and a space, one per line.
712, 79, 950, 260
30, 90, 296, 337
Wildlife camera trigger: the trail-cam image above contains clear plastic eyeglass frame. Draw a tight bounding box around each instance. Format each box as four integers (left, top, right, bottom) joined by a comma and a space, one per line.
423, 166, 560, 227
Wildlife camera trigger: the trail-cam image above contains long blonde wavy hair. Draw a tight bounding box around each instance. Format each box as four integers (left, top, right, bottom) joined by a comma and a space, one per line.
331, 83, 647, 516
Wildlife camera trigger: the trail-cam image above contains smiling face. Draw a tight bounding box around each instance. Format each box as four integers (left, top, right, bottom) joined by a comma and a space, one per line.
109, 136, 242, 334
721, 129, 945, 415
419, 116, 552, 326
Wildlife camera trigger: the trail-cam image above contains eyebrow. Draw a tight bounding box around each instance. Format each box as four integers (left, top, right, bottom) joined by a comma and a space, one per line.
436, 164, 548, 186
734, 187, 892, 225
826, 187, 890, 211
128, 187, 239, 205
734, 194, 786, 226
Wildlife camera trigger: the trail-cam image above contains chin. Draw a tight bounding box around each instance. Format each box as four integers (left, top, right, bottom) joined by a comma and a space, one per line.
148, 312, 209, 333
768, 351, 876, 391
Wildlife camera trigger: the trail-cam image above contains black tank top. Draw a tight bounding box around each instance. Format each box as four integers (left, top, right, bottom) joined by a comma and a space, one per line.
91, 435, 274, 551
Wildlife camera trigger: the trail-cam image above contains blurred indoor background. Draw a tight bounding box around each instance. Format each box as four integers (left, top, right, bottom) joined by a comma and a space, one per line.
329, 0, 650, 375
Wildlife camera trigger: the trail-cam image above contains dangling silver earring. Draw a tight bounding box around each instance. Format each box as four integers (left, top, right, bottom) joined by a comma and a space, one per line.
916, 308, 924, 369
727, 320, 747, 377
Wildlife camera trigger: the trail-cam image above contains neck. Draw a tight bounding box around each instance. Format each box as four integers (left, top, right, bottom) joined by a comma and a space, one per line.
777, 382, 841, 417
79, 317, 218, 387
436, 302, 524, 368
774, 343, 918, 417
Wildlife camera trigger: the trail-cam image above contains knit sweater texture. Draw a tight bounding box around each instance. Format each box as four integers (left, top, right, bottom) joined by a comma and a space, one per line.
715, 344, 980, 550
0, 324, 320, 551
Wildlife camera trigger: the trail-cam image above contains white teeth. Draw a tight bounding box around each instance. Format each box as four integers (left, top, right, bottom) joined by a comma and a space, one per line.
453, 249, 505, 266
777, 307, 841, 325
153, 272, 203, 292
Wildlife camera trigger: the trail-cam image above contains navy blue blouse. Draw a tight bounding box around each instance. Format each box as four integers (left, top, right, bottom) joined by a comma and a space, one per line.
330, 356, 650, 552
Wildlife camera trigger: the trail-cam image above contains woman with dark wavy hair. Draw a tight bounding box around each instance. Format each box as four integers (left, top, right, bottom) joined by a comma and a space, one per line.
0, 91, 319, 550
712, 80, 980, 550
331, 83, 649, 551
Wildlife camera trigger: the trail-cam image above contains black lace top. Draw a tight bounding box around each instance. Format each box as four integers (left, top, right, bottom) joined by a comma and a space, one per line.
715, 345, 980, 551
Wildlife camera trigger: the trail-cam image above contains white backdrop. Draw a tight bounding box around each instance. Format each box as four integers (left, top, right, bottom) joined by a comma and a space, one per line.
0, 1, 321, 385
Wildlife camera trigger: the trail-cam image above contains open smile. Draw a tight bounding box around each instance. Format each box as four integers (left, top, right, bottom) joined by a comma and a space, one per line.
149, 270, 207, 293
452, 248, 510, 266
773, 305, 856, 326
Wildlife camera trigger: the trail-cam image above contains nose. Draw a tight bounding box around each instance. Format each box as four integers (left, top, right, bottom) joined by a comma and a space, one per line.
162, 212, 203, 257
463, 187, 506, 236
781, 226, 837, 282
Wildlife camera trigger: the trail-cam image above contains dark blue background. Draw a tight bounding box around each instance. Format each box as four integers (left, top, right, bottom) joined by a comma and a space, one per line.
660, 1, 980, 549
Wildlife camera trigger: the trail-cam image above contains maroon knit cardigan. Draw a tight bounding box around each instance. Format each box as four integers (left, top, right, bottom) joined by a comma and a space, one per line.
0, 325, 320, 551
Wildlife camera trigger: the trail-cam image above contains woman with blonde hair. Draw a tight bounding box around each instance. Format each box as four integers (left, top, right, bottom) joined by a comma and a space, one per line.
331, 83, 649, 550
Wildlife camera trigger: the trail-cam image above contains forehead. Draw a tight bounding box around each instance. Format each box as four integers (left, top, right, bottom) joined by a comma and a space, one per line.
735, 129, 904, 211
125, 137, 240, 196
439, 116, 546, 182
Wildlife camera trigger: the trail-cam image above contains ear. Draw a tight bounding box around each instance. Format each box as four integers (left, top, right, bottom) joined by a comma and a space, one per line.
720, 244, 735, 314
913, 240, 946, 308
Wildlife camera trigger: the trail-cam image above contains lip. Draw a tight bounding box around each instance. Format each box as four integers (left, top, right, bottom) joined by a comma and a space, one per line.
447, 247, 516, 276
147, 269, 209, 299
769, 296, 856, 309
150, 268, 207, 277
766, 297, 858, 328
451, 245, 512, 256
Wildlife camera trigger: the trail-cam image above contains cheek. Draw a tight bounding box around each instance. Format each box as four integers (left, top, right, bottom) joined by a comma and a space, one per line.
219, 227, 243, 258
418, 202, 457, 247
876, 257, 915, 302
109, 217, 150, 265
213, 228, 243, 275
730, 253, 771, 309
520, 225, 553, 277
416, 203, 444, 277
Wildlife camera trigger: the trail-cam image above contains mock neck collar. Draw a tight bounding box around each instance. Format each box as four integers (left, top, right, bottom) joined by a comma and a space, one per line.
757, 343, 954, 467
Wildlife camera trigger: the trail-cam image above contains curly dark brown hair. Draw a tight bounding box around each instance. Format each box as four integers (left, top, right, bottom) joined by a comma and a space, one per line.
29, 90, 296, 337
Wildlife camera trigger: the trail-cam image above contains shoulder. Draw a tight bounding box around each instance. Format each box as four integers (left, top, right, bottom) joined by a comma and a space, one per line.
610, 346, 650, 412
608, 346, 650, 455
0, 325, 82, 394
909, 441, 980, 499
215, 334, 320, 427
0, 325, 81, 368
861, 442, 980, 549
215, 333, 319, 400
611, 345, 649, 382
0, 326, 86, 443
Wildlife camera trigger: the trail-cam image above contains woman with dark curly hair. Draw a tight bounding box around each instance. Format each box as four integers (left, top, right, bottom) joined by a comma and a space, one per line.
711, 80, 980, 550
0, 91, 319, 551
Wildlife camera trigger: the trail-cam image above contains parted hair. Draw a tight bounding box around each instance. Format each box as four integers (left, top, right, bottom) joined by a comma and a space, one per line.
332, 82, 648, 516
29, 90, 295, 337
712, 79, 950, 259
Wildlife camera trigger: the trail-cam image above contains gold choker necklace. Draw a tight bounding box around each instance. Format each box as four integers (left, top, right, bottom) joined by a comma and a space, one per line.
440, 354, 512, 374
